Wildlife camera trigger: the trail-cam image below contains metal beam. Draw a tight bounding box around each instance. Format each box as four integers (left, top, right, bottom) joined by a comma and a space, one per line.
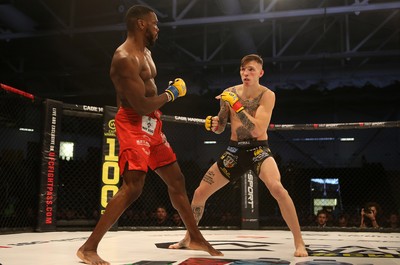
351, 10, 399, 52
161, 2, 400, 27
1, 2, 399, 40
191, 49, 400, 67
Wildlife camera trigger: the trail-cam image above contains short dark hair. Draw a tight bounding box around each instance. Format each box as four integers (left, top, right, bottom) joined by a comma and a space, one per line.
125, 5, 155, 31
241, 54, 263, 67
317, 209, 328, 216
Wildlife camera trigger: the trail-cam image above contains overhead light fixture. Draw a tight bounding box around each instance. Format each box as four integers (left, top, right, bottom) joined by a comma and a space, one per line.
340, 137, 355, 142
19, 127, 34, 132
204, 141, 217, 145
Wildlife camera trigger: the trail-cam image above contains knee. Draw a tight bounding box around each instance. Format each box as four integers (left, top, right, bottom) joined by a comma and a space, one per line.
167, 174, 187, 193
193, 187, 208, 201
269, 183, 288, 200
123, 178, 145, 198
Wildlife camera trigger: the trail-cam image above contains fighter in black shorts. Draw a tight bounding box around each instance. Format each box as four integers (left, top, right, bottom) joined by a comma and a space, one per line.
169, 54, 308, 257
217, 140, 273, 181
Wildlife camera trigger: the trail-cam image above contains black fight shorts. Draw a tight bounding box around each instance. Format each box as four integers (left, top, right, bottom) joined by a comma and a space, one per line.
217, 140, 273, 182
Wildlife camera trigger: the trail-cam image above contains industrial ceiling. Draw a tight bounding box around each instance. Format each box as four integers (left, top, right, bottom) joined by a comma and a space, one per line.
0, 0, 399, 105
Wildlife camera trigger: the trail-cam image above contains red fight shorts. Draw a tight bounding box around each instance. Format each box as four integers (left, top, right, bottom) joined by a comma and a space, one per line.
115, 107, 177, 175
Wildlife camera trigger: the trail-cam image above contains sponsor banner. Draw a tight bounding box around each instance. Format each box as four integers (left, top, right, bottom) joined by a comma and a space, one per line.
241, 171, 259, 229
309, 252, 400, 258
37, 99, 62, 231
100, 106, 119, 216
307, 244, 400, 258
63, 103, 104, 113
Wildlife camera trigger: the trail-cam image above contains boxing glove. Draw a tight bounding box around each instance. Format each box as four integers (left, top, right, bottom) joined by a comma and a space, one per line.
205, 115, 219, 132
165, 78, 187, 102
205, 116, 212, 131
220, 91, 244, 113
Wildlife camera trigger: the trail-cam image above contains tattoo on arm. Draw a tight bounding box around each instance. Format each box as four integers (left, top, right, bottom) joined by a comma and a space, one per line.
202, 170, 215, 185
192, 205, 204, 225
216, 101, 229, 134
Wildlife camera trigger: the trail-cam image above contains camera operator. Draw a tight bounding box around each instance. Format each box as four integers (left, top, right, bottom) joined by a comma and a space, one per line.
360, 202, 382, 228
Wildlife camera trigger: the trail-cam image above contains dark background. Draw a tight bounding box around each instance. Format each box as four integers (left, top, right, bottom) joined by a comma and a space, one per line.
0, 0, 399, 122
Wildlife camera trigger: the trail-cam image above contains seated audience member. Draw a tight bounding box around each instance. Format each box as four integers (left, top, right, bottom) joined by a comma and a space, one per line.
315, 209, 329, 228
171, 212, 184, 226
360, 202, 382, 228
150, 205, 174, 226
336, 213, 350, 228
386, 212, 399, 229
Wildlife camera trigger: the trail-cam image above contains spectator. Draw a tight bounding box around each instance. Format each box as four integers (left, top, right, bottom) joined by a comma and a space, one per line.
336, 213, 350, 228
360, 202, 382, 228
150, 206, 174, 226
171, 212, 184, 226
315, 209, 329, 228
386, 212, 399, 229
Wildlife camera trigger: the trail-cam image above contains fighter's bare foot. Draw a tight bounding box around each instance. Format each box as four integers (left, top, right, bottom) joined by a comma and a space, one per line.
294, 244, 308, 257
188, 240, 223, 256
168, 238, 189, 249
77, 247, 110, 265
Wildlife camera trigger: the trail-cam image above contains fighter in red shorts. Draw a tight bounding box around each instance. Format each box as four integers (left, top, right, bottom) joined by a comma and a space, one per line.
115, 108, 176, 174
77, 5, 222, 265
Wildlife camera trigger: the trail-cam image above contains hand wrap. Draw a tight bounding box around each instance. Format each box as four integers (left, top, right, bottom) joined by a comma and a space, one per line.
165, 78, 187, 102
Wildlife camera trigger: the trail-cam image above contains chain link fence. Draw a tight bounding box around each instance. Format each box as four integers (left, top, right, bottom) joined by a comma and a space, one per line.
1, 85, 399, 232
261, 128, 400, 229
0, 85, 42, 232
56, 110, 104, 228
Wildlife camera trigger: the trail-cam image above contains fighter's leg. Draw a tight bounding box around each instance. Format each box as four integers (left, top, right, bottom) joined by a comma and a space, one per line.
169, 162, 229, 249
156, 162, 223, 256
258, 157, 308, 257
77, 169, 147, 264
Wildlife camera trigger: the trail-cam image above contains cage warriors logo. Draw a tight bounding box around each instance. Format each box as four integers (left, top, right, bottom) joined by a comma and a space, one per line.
104, 119, 116, 137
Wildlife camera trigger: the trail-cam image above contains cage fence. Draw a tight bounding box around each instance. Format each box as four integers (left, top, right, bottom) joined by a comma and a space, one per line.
1, 84, 399, 232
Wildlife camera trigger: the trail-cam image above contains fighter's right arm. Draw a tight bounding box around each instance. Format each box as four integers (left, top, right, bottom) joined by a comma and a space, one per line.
111, 54, 168, 115
214, 98, 230, 134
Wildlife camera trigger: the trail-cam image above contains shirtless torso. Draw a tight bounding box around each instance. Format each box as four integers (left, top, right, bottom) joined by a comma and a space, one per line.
109, 42, 166, 115
216, 83, 275, 142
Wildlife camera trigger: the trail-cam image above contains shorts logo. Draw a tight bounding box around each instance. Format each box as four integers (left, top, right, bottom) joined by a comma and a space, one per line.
142, 148, 150, 156
253, 151, 269, 163
222, 153, 237, 168
136, 139, 150, 147
227, 146, 238, 153
253, 148, 263, 156
219, 167, 231, 178
142, 116, 156, 135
